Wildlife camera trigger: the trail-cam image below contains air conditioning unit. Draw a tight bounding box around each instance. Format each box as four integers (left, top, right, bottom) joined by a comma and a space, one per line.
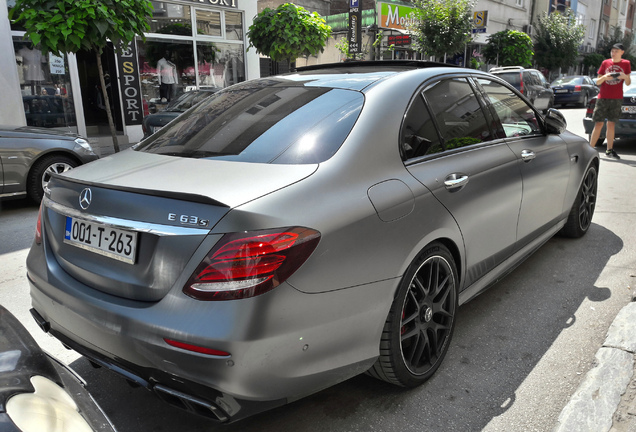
523, 24, 533, 36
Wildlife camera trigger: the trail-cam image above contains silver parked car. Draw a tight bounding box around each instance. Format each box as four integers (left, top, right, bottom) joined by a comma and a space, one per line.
26, 61, 599, 423
0, 126, 98, 202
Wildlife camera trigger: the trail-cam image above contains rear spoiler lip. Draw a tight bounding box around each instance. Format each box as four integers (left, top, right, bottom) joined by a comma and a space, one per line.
50, 173, 230, 208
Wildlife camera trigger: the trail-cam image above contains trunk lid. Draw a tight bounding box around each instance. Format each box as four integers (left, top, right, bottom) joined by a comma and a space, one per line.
42, 151, 317, 301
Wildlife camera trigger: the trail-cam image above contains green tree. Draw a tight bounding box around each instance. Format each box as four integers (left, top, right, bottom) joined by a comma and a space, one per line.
247, 3, 331, 68
10, 0, 153, 152
533, 9, 585, 76
407, 0, 475, 61
482, 30, 533, 67
582, 53, 604, 75
598, 26, 632, 56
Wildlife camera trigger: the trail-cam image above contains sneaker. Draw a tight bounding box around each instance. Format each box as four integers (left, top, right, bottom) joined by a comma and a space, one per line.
606, 149, 621, 159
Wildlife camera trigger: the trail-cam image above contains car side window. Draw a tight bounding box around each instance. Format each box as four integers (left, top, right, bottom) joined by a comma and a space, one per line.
475, 78, 542, 138
421, 78, 494, 152
400, 94, 442, 159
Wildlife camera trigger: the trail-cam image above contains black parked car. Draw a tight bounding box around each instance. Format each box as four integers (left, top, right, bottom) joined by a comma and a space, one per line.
551, 75, 599, 107
0, 305, 116, 432
142, 89, 218, 138
490, 66, 554, 112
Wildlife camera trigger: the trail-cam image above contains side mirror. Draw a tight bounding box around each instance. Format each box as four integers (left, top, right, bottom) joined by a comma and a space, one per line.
544, 108, 567, 134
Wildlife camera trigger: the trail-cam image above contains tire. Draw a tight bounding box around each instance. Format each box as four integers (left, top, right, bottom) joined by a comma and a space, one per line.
578, 93, 589, 108
28, 154, 77, 203
369, 242, 458, 387
559, 165, 597, 238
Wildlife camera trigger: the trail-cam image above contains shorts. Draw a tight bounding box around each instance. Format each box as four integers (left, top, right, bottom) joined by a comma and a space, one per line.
592, 98, 623, 123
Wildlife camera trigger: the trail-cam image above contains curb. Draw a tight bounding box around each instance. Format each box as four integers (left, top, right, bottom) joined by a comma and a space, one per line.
554, 301, 636, 432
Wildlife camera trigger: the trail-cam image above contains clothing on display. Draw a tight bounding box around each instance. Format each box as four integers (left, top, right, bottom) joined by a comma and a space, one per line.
18, 47, 46, 82
157, 57, 178, 101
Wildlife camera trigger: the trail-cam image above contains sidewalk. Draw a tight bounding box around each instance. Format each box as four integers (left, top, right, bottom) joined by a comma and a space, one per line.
554, 292, 636, 432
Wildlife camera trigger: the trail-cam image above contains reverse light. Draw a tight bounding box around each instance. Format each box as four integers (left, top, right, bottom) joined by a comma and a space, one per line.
35, 203, 43, 245
184, 227, 320, 301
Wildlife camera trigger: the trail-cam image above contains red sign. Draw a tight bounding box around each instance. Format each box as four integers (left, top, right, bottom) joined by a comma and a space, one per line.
388, 35, 411, 46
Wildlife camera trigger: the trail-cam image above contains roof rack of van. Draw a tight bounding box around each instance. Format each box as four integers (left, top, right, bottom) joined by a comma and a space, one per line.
294, 60, 460, 72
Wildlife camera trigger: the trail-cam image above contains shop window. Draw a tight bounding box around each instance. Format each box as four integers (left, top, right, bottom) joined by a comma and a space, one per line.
225, 11, 243, 41
196, 10, 222, 37
197, 42, 245, 88
138, 38, 195, 112
149, 2, 192, 35
13, 38, 77, 130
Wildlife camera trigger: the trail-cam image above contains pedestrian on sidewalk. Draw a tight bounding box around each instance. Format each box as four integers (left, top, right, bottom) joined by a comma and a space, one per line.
589, 43, 631, 159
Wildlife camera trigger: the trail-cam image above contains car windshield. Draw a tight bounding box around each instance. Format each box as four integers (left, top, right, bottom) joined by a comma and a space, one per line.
551, 76, 582, 86
136, 80, 364, 164
495, 72, 521, 87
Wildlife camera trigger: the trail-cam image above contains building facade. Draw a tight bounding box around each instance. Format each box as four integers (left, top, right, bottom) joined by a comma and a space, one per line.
1, 0, 259, 150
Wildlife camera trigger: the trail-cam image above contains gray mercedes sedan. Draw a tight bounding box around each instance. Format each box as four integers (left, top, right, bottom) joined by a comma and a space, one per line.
0, 126, 98, 203
26, 61, 598, 423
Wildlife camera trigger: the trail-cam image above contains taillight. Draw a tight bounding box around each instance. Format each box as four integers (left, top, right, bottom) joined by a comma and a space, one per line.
35, 203, 43, 245
574, 85, 582, 92
184, 227, 321, 301
586, 99, 596, 117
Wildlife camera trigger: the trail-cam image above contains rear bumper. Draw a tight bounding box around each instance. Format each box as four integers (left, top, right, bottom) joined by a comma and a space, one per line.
554, 93, 582, 104
26, 231, 395, 421
583, 116, 636, 138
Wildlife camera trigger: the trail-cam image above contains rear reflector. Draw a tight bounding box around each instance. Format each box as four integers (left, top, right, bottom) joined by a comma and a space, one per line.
184, 227, 320, 301
164, 338, 230, 357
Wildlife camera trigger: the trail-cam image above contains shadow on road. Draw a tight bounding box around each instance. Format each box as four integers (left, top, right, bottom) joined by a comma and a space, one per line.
66, 222, 623, 432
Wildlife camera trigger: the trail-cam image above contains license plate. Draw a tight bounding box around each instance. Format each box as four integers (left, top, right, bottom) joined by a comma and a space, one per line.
621, 105, 636, 113
555, 89, 568, 93
151, 125, 163, 133
64, 217, 137, 264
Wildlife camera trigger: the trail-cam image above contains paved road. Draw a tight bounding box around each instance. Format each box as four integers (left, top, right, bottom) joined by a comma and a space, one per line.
1, 106, 634, 431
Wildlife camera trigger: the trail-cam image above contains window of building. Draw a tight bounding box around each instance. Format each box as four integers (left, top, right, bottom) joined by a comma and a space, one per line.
590, 20, 597, 39
13, 37, 77, 131
138, 1, 245, 114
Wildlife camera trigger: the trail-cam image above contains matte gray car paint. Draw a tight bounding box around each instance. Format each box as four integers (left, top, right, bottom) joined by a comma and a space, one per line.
26, 65, 599, 419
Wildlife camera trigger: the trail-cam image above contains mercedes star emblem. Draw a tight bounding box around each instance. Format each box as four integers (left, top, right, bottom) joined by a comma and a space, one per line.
79, 188, 92, 210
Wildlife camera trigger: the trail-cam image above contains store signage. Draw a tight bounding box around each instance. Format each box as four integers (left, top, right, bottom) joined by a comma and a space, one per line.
348, 2, 362, 54
473, 11, 487, 28
388, 34, 411, 46
49, 53, 65, 75
116, 41, 144, 125
377, 2, 417, 31
184, 0, 237, 8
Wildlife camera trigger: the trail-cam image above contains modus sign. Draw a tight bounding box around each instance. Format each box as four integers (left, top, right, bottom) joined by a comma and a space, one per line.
117, 41, 144, 125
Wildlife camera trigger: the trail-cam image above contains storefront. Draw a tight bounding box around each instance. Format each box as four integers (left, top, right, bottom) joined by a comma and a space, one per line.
1, 0, 258, 148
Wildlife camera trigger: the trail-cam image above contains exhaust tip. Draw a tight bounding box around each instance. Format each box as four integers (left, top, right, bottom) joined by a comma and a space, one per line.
30, 308, 50, 333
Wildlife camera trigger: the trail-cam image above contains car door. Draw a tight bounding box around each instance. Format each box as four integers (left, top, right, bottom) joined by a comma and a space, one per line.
402, 76, 523, 288
475, 77, 570, 247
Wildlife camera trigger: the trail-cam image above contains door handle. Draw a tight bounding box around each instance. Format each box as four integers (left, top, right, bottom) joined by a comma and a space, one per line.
521, 149, 535, 162
444, 174, 469, 191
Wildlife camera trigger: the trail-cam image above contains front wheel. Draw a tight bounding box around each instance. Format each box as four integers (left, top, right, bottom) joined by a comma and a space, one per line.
560, 165, 597, 238
28, 154, 77, 203
579, 93, 589, 108
368, 242, 458, 387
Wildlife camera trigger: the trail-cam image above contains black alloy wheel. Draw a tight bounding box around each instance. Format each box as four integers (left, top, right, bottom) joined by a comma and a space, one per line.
560, 165, 597, 238
369, 242, 458, 387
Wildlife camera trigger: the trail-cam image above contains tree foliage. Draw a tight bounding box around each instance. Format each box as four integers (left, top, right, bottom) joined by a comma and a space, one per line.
10, 0, 153, 152
247, 3, 332, 64
407, 0, 475, 59
482, 30, 533, 67
533, 9, 585, 73
597, 26, 632, 56
10, 0, 152, 56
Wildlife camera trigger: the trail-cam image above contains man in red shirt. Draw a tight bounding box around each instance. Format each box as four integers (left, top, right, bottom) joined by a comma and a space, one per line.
589, 43, 632, 159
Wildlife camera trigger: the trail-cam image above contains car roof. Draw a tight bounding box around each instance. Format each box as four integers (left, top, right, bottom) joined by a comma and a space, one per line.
284, 60, 464, 92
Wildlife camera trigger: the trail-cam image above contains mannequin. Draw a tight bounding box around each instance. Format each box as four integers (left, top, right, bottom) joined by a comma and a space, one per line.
157, 53, 178, 102
17, 46, 46, 95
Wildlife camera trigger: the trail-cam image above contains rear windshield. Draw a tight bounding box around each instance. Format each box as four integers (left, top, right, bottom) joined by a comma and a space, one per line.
136, 81, 364, 164
551, 76, 582, 86
495, 72, 521, 87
